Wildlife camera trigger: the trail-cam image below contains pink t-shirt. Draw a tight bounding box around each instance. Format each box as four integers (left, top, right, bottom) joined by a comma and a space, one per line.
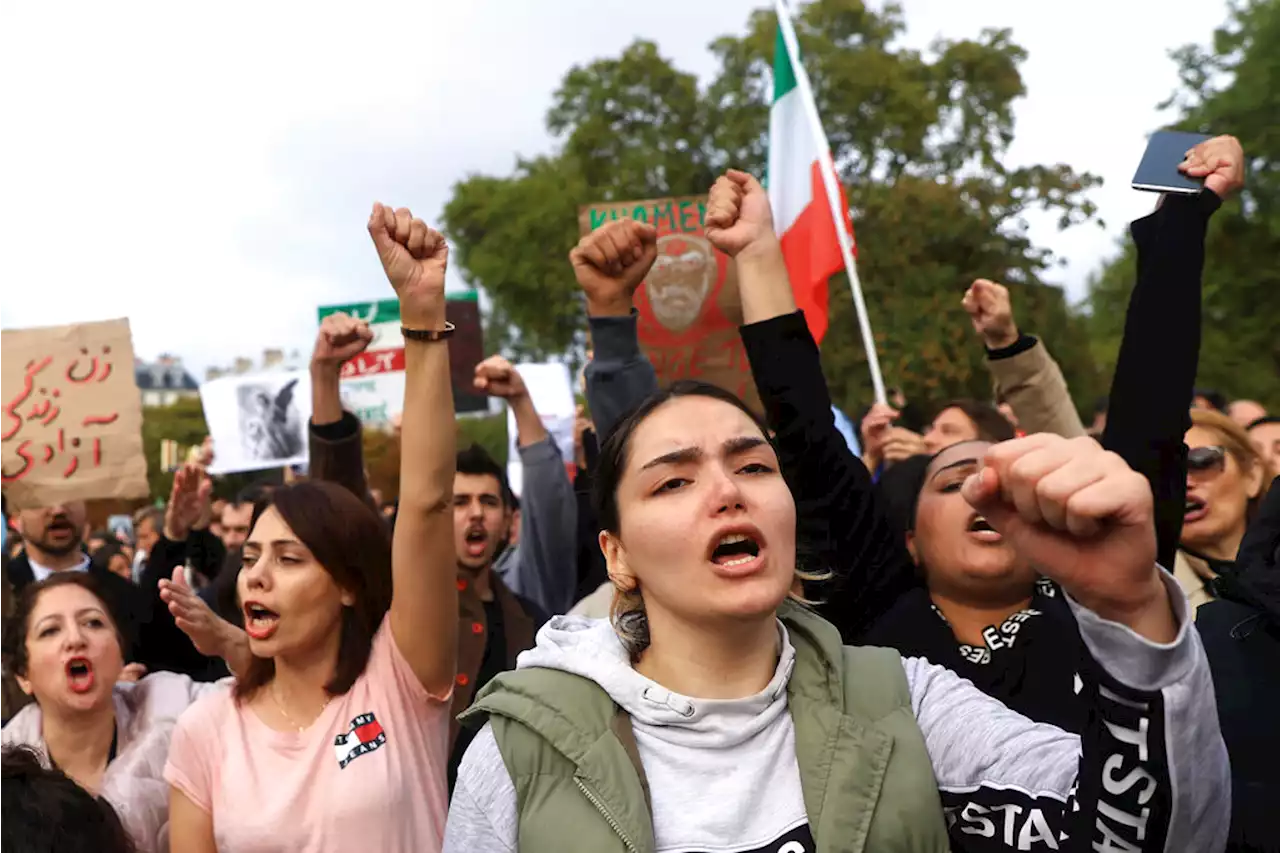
164, 619, 451, 852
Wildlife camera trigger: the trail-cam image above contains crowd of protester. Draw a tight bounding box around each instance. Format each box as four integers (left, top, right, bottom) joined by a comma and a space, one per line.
1, 135, 1276, 852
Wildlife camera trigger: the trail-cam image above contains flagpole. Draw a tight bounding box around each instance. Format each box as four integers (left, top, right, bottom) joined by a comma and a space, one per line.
773, 0, 887, 406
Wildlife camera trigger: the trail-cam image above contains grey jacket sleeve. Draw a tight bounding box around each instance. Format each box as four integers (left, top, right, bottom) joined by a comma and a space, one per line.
495, 437, 578, 615
906, 570, 1228, 852
584, 312, 659, 441
443, 722, 518, 852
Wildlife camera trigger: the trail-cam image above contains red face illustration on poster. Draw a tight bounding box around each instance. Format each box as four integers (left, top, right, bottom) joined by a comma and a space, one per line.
578, 196, 761, 414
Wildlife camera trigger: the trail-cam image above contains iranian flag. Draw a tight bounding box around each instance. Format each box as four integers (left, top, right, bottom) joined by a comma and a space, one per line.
767, 20, 854, 346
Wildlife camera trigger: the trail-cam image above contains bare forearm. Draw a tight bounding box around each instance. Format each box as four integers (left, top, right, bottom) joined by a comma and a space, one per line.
398, 337, 455, 513
311, 365, 344, 426
736, 237, 796, 324
218, 626, 252, 678
510, 395, 549, 448
391, 327, 459, 685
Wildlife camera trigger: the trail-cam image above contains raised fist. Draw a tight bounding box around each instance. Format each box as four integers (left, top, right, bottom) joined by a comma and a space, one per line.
1179, 135, 1244, 199
570, 219, 658, 315
961, 434, 1170, 640
473, 355, 528, 400
704, 170, 776, 258
962, 279, 1019, 350
368, 203, 448, 325
313, 311, 374, 374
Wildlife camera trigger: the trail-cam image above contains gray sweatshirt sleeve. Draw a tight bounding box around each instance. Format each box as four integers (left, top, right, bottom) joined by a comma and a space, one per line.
584, 312, 659, 441
496, 437, 578, 615
444, 722, 518, 852
905, 570, 1228, 852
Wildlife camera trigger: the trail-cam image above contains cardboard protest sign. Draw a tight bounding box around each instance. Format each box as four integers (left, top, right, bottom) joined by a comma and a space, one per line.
1, 318, 149, 509
578, 196, 760, 413
200, 371, 311, 475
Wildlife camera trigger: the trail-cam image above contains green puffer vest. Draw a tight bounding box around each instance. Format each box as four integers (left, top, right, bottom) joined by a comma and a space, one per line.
460, 600, 950, 853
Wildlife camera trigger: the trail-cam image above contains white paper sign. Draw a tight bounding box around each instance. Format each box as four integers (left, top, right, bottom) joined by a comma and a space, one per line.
200, 371, 312, 474
338, 372, 405, 427
506, 362, 575, 497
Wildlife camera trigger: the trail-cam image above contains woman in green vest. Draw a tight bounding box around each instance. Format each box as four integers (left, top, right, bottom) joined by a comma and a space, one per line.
442, 173, 1228, 853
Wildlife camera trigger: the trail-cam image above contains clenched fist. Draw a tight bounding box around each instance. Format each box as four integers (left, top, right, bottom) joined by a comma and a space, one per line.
704, 170, 777, 258
1179, 134, 1245, 199
961, 434, 1173, 642
313, 312, 374, 374
473, 355, 528, 400
368, 203, 448, 326
962, 279, 1019, 350
570, 219, 658, 316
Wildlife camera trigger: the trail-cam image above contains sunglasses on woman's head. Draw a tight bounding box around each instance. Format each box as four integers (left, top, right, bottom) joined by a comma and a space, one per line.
1187, 445, 1227, 474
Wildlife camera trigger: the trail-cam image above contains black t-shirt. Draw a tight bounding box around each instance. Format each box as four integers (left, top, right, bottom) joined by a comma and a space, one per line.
863, 578, 1088, 733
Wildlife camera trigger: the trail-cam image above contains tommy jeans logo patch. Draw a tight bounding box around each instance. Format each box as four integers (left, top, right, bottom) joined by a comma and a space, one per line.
333, 713, 386, 769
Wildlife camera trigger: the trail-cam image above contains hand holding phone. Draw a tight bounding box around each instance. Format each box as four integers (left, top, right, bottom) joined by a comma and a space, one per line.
1132, 130, 1211, 194
1178, 135, 1245, 198
1133, 131, 1244, 199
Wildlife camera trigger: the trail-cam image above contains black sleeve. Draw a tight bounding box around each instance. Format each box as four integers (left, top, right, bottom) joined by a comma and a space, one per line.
739, 311, 916, 641
133, 536, 222, 677
1101, 191, 1221, 570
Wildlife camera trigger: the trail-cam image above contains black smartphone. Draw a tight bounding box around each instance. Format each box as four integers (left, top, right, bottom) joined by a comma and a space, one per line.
1131, 130, 1212, 194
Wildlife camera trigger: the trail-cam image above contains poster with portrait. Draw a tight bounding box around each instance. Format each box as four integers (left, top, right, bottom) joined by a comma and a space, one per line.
578, 196, 760, 414
1, 318, 149, 509
200, 371, 311, 474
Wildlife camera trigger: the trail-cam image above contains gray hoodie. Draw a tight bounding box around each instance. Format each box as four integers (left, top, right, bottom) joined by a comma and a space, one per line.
445, 572, 1228, 852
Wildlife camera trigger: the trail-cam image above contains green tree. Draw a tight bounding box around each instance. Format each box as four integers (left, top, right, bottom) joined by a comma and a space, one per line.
1086, 0, 1280, 409
443, 0, 1104, 414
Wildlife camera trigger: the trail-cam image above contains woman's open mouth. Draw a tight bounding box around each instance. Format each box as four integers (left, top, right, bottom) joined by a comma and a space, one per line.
243, 602, 280, 640
65, 657, 95, 694
966, 514, 1004, 543
708, 531, 764, 577
1184, 496, 1209, 523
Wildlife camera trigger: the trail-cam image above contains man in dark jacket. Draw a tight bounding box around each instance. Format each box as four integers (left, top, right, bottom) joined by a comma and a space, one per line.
5, 501, 148, 663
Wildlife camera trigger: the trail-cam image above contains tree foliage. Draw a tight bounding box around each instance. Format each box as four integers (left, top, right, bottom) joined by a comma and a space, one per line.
442, 0, 1104, 414
1087, 0, 1280, 408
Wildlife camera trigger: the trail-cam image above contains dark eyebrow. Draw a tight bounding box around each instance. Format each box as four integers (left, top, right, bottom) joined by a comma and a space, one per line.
930, 457, 980, 482
640, 435, 769, 472
243, 538, 301, 550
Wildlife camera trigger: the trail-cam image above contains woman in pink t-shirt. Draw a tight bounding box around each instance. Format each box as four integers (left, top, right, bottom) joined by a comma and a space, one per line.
165, 204, 461, 853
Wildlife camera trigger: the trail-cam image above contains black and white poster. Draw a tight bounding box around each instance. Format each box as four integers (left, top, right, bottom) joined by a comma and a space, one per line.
200, 371, 310, 474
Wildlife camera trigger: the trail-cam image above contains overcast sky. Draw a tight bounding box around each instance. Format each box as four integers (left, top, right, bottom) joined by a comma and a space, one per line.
0, 0, 1225, 376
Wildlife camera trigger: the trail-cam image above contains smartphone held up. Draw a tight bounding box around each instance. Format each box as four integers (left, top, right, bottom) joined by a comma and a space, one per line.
1131, 130, 1213, 194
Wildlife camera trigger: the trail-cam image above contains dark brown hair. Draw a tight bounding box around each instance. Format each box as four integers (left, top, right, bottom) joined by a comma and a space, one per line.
934, 399, 1016, 444
2, 745, 136, 853
1, 573, 127, 680
234, 480, 393, 701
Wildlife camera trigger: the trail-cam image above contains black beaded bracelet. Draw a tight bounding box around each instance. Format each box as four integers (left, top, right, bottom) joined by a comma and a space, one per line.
400, 322, 456, 342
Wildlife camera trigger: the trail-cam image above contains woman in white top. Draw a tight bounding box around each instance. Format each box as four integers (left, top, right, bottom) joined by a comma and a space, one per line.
2, 570, 241, 853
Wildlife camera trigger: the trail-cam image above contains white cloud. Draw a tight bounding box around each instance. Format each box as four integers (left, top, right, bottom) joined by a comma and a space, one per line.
0, 0, 1224, 378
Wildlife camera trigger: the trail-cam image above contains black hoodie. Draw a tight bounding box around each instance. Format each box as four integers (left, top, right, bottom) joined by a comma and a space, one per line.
1195, 479, 1280, 852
